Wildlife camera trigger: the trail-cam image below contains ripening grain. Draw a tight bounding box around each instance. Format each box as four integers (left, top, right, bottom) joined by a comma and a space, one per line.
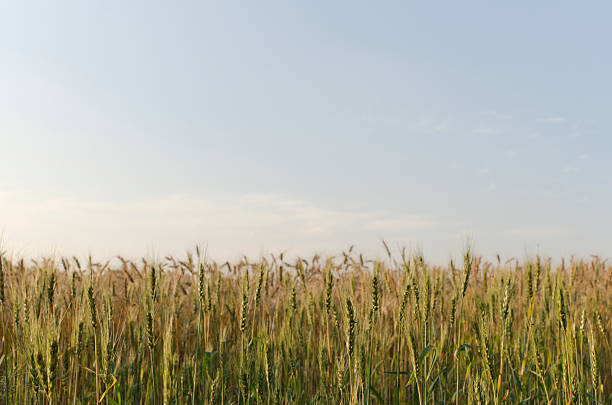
0, 248, 609, 404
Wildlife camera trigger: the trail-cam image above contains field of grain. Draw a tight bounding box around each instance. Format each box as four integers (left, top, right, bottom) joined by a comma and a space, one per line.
0, 247, 610, 404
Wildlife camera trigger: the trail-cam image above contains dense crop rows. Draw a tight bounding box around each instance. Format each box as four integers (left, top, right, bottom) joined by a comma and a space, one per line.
0, 247, 610, 404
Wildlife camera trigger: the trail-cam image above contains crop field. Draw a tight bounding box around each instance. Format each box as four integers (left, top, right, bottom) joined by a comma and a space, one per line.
0, 247, 610, 404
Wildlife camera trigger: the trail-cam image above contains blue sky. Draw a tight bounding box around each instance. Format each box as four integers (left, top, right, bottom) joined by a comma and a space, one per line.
1, 2, 611, 261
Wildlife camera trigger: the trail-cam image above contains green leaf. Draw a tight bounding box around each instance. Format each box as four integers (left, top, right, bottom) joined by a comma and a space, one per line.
224, 304, 236, 324
458, 343, 472, 352
406, 371, 416, 386
512, 368, 522, 390
394, 383, 400, 405
457, 343, 473, 363
418, 344, 436, 364
369, 385, 384, 403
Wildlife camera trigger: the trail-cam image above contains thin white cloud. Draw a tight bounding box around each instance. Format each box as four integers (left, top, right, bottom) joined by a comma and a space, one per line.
504, 227, 569, 238
0, 191, 436, 258
562, 166, 579, 174
505, 148, 519, 159
415, 118, 450, 133
537, 116, 567, 124
480, 111, 512, 120
365, 217, 437, 231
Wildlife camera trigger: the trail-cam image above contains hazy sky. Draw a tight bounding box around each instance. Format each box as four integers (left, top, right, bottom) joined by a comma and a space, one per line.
1, 2, 611, 262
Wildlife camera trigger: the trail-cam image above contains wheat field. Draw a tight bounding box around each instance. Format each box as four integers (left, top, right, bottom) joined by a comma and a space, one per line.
0, 246, 610, 404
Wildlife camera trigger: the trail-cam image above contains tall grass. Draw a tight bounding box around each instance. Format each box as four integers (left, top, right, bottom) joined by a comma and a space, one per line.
0, 248, 610, 404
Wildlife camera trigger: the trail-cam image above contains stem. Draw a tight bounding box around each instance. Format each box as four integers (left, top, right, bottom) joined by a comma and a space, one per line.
497, 331, 504, 404
94, 334, 99, 404
192, 300, 202, 405
455, 298, 463, 405
396, 330, 401, 405
366, 317, 374, 405
150, 348, 155, 405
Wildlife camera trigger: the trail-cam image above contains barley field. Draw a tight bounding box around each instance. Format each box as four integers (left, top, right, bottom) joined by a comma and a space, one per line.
0, 247, 610, 404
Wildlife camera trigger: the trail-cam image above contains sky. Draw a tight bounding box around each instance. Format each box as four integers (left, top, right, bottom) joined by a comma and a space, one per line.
1, 2, 611, 263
